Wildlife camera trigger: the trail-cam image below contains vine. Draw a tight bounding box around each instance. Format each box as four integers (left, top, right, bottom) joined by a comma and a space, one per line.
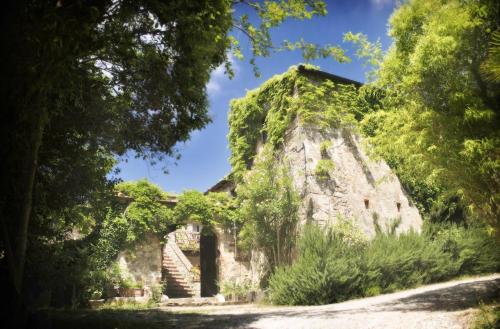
228, 64, 371, 180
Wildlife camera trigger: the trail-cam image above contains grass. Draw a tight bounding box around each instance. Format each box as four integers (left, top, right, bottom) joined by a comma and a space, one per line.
95, 300, 158, 310
471, 301, 500, 329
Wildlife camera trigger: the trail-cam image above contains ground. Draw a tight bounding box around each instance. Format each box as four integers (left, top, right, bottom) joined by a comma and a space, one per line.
41, 274, 499, 329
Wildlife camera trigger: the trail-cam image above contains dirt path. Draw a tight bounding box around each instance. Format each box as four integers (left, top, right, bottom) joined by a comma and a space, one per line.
161, 274, 499, 329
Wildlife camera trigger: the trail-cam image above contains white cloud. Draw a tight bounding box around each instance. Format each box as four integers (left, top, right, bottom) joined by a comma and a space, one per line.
206, 53, 240, 95
370, 0, 393, 9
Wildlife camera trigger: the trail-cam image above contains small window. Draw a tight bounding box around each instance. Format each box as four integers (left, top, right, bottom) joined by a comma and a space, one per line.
364, 199, 370, 209
396, 202, 401, 212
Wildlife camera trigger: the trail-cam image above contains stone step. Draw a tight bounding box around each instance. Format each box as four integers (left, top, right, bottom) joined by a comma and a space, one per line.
166, 281, 192, 287
166, 289, 194, 295
164, 272, 186, 277
162, 263, 180, 268
166, 287, 193, 292
165, 276, 185, 280
162, 261, 177, 265
166, 288, 194, 294
164, 271, 184, 276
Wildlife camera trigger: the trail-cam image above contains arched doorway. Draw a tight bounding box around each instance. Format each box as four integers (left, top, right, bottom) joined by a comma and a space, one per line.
200, 230, 218, 297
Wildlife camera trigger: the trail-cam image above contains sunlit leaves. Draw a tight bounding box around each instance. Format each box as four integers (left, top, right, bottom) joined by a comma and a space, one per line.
230, 1, 348, 76
482, 30, 500, 82
361, 0, 500, 230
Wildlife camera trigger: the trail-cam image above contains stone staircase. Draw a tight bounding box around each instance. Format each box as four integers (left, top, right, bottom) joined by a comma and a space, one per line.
162, 238, 199, 298
162, 253, 195, 297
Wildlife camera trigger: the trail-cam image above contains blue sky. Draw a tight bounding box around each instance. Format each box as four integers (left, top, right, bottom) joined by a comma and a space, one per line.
114, 0, 397, 194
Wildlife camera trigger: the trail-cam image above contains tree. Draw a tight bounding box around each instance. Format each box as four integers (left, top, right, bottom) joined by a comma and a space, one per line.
359, 0, 500, 232
0, 1, 336, 322
237, 146, 300, 273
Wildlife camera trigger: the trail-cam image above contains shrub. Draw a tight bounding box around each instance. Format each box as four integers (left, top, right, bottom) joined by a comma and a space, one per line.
149, 282, 166, 303
220, 279, 256, 300
268, 224, 365, 305
319, 140, 332, 158
363, 231, 458, 292
314, 159, 335, 181
237, 146, 300, 272
268, 221, 500, 305
471, 302, 500, 329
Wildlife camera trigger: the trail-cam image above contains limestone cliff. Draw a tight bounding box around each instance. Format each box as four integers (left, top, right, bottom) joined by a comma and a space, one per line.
282, 120, 422, 236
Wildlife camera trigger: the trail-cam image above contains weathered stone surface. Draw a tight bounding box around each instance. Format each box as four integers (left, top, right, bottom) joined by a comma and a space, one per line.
117, 233, 162, 292
216, 228, 252, 283
282, 120, 422, 236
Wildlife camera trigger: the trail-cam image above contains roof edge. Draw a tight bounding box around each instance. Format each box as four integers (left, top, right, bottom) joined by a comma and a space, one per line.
297, 64, 363, 87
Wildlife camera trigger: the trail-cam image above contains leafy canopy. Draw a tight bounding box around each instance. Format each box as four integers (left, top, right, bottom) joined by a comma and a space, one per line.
173, 190, 237, 231
358, 0, 500, 230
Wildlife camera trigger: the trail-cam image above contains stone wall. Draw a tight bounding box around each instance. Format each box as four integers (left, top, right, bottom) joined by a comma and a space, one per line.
282, 120, 422, 236
117, 233, 162, 290
216, 228, 257, 285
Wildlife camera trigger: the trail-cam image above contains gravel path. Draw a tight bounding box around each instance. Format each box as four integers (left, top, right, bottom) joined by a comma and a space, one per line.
161, 274, 500, 329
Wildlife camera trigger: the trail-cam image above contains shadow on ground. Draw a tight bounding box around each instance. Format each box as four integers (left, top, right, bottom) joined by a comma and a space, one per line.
32, 278, 500, 329
378, 278, 500, 312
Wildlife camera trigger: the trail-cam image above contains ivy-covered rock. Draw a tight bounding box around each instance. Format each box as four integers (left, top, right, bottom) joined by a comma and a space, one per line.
228, 64, 372, 181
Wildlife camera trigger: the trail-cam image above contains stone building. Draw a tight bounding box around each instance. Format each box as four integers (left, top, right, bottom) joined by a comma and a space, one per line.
117, 65, 423, 299
228, 65, 422, 236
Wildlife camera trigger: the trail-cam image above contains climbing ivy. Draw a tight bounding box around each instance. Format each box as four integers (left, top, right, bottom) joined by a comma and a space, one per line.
173, 190, 238, 233
228, 65, 371, 180
314, 159, 335, 181
114, 179, 174, 243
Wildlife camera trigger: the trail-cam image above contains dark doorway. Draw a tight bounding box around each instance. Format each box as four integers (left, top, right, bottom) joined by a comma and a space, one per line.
200, 231, 218, 297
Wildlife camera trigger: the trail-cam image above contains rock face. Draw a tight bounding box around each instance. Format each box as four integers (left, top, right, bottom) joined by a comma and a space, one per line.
117, 233, 162, 292
282, 119, 422, 236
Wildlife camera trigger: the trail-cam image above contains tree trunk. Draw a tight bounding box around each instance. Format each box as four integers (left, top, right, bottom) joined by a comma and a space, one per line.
0, 107, 47, 327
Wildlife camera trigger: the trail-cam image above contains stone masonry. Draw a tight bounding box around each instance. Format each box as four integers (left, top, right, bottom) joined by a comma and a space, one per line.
282, 119, 422, 236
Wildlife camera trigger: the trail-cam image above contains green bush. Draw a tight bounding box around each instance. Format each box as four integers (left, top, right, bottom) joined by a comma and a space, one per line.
472, 303, 500, 329
363, 231, 457, 293
268, 222, 500, 305
220, 279, 256, 300
268, 224, 365, 305
149, 282, 166, 303
314, 159, 335, 181
319, 140, 332, 158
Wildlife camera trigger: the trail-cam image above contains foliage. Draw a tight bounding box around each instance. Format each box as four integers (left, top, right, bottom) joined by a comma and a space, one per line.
173, 190, 238, 232
314, 159, 335, 181
231, 1, 349, 76
220, 279, 256, 300
358, 0, 500, 231
228, 68, 298, 179
268, 221, 500, 305
95, 300, 156, 311
149, 282, 166, 304
428, 195, 469, 226
481, 30, 500, 82
106, 262, 142, 290
268, 223, 365, 305
343, 32, 383, 81
329, 217, 368, 246
1, 0, 341, 317
472, 302, 500, 329
228, 65, 368, 181
236, 147, 300, 272
115, 180, 174, 243
319, 140, 332, 157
